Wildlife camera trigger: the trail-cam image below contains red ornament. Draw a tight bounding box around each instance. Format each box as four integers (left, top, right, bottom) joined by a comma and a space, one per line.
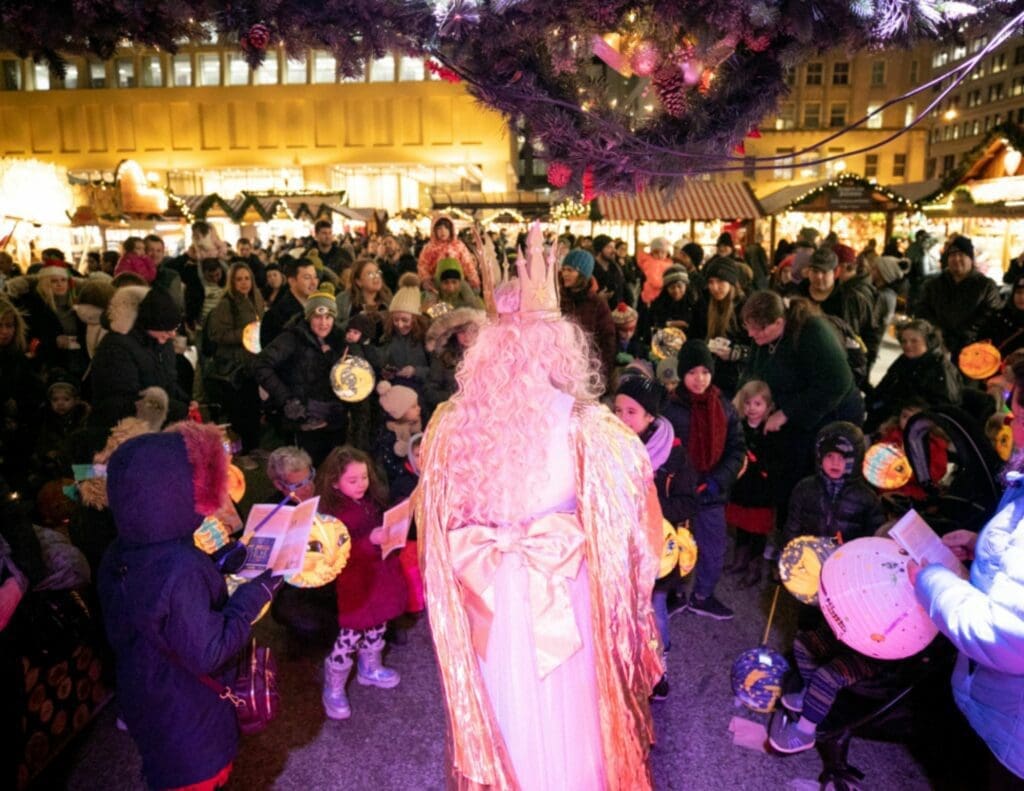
733, 142, 746, 155
546, 161, 573, 189
246, 23, 271, 51
426, 60, 462, 83
630, 41, 660, 77
582, 166, 599, 204
747, 127, 762, 138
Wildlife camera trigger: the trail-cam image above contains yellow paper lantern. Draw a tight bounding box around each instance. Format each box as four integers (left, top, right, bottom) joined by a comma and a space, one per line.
958, 342, 1002, 381
285, 513, 352, 588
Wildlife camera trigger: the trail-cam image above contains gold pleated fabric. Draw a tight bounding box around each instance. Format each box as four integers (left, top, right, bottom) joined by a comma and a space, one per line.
417, 402, 663, 791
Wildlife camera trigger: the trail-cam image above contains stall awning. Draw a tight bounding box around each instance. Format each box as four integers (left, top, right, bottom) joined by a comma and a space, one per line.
596, 182, 763, 221
758, 179, 829, 216
888, 180, 942, 205
758, 173, 916, 215
430, 191, 554, 217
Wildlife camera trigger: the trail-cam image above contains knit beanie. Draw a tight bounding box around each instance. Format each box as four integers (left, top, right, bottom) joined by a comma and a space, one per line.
436, 257, 463, 282
681, 242, 704, 267
38, 258, 72, 279
377, 381, 419, 420
115, 253, 157, 284
616, 376, 666, 418
389, 272, 423, 315
345, 312, 376, 339
611, 302, 638, 325
676, 339, 715, 376
815, 421, 864, 479
702, 256, 740, 287
650, 237, 671, 253
833, 243, 857, 266
592, 234, 614, 256
136, 287, 181, 331
808, 247, 839, 272
948, 235, 974, 260
562, 249, 595, 280
304, 282, 338, 319
716, 232, 734, 249
662, 265, 690, 288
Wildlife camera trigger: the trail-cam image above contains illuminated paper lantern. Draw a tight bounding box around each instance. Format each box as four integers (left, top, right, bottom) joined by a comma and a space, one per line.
285, 513, 352, 588
330, 356, 376, 402
819, 537, 938, 660
958, 342, 1001, 381
778, 535, 837, 605
730, 647, 788, 713
863, 442, 913, 490
242, 321, 261, 354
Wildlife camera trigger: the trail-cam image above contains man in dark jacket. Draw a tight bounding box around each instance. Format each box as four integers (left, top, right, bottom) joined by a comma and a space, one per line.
591, 234, 626, 308
915, 235, 1002, 360
259, 258, 318, 348
307, 220, 350, 275
89, 288, 190, 430
98, 424, 279, 790
559, 249, 617, 392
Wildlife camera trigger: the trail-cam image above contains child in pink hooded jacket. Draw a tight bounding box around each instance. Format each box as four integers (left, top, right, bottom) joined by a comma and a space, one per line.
417, 215, 480, 292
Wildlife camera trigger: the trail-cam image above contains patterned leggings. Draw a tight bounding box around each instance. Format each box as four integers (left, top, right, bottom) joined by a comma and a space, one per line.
328, 623, 386, 668
794, 622, 883, 725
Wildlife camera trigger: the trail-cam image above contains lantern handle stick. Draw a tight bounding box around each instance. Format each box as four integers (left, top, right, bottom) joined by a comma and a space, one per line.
762, 584, 781, 647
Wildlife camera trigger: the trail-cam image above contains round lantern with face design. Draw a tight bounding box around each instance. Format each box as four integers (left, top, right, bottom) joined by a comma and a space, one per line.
285, 513, 352, 588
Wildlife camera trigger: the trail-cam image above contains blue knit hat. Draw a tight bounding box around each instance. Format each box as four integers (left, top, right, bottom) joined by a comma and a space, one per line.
562, 249, 595, 280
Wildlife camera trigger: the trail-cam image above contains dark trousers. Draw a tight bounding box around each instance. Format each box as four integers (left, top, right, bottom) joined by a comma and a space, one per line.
692, 504, 726, 599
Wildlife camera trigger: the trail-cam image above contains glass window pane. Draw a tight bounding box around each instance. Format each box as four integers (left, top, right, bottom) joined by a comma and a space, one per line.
369, 55, 395, 82
197, 53, 221, 86
116, 58, 135, 88
33, 63, 50, 90
140, 56, 162, 87
312, 51, 336, 83
89, 61, 106, 88
254, 52, 278, 85
63, 63, 79, 89
284, 56, 307, 84
1, 60, 21, 90
866, 103, 882, 129
399, 57, 425, 81
341, 62, 366, 83
226, 53, 249, 86
172, 54, 192, 87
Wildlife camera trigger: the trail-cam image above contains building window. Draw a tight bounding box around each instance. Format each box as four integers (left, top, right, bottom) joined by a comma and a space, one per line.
971, 63, 986, 80
931, 128, 940, 143
140, 56, 162, 87
865, 154, 878, 178
932, 50, 948, 68
805, 62, 823, 85
984, 115, 992, 132
312, 51, 336, 83
88, 61, 106, 88
743, 156, 757, 180
909, 60, 918, 83
1016, 45, 1024, 66
284, 55, 307, 84
32, 62, 50, 90
904, 102, 916, 127
866, 103, 882, 129
398, 57, 425, 81
803, 102, 821, 129
225, 53, 249, 86
942, 154, 955, 175
989, 83, 1004, 102
970, 119, 980, 135
926, 158, 936, 179
892, 154, 906, 178
829, 102, 847, 128
773, 148, 794, 181
60, 63, 79, 90
172, 54, 192, 87
1, 60, 20, 90
870, 60, 885, 86
952, 44, 967, 60
197, 53, 221, 86
1013, 76, 1024, 98
970, 35, 988, 54
775, 102, 796, 130
832, 62, 849, 85
992, 53, 1007, 73
254, 52, 278, 85
116, 58, 135, 88
951, 125, 960, 140
967, 89, 982, 107
369, 55, 395, 82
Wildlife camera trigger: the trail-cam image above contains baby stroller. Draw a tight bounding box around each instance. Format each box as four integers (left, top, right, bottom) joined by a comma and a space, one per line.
778, 405, 1004, 790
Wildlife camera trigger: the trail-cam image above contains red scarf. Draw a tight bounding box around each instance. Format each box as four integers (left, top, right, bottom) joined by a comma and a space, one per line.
681, 385, 728, 473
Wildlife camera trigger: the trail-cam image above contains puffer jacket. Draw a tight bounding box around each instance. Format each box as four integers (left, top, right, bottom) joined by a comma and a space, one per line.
868, 349, 963, 427
915, 481, 1024, 779
560, 278, 617, 389
98, 428, 274, 789
916, 269, 1002, 355
782, 423, 885, 545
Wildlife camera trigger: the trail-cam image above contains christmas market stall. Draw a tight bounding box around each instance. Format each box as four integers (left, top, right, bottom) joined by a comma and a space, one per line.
0, 159, 79, 269
921, 125, 1024, 275
593, 181, 764, 255
758, 173, 919, 253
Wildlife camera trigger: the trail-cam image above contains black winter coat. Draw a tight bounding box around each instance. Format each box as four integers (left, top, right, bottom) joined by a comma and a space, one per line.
782, 473, 885, 546
730, 421, 778, 509
978, 302, 1024, 357
89, 327, 189, 430
867, 349, 963, 426
652, 439, 700, 525
916, 269, 1002, 355
663, 390, 746, 507
259, 289, 304, 348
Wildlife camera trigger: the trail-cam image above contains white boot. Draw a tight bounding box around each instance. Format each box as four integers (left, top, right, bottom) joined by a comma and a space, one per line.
322, 658, 352, 719
356, 647, 400, 689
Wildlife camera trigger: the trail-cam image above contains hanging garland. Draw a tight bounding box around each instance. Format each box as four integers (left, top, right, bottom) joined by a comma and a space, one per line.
2, 0, 1023, 194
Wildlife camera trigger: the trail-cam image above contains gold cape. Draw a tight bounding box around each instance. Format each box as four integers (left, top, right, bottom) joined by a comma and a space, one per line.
416, 401, 663, 791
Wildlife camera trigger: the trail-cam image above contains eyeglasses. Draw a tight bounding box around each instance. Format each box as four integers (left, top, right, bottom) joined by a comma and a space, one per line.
364, 271, 382, 279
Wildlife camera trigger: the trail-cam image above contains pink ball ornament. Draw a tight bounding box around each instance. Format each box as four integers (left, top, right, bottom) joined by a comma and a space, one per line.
630, 41, 660, 77
546, 161, 573, 189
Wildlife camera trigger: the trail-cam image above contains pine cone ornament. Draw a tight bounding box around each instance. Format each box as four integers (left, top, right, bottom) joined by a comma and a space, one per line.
246, 23, 271, 50
654, 63, 688, 118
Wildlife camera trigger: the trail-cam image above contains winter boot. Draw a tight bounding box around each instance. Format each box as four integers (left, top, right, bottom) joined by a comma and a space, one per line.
738, 558, 765, 589
356, 647, 401, 689
726, 542, 753, 575
322, 659, 352, 720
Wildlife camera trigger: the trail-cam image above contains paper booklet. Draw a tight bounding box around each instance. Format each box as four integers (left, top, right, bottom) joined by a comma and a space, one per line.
238, 496, 320, 578
889, 509, 970, 580
380, 498, 412, 560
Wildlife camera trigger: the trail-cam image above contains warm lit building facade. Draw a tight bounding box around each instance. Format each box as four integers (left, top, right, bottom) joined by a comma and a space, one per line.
0, 40, 515, 212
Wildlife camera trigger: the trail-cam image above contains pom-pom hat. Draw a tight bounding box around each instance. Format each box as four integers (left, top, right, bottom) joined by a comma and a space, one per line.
377, 381, 419, 420
304, 282, 338, 319
611, 302, 638, 325
389, 272, 423, 315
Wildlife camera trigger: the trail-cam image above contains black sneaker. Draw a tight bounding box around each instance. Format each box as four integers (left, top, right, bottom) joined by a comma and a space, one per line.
651, 675, 670, 701
687, 594, 734, 621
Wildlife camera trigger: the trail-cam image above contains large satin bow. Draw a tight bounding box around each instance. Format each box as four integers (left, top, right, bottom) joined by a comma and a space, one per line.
447, 513, 585, 678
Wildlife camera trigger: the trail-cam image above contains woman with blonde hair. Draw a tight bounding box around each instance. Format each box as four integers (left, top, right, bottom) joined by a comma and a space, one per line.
417, 224, 662, 790
18, 258, 86, 381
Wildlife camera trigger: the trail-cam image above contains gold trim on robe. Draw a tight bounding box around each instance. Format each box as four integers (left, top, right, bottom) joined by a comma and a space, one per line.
417, 401, 663, 791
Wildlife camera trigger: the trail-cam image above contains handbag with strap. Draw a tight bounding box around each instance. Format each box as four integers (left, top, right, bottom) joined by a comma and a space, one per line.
193, 638, 279, 736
